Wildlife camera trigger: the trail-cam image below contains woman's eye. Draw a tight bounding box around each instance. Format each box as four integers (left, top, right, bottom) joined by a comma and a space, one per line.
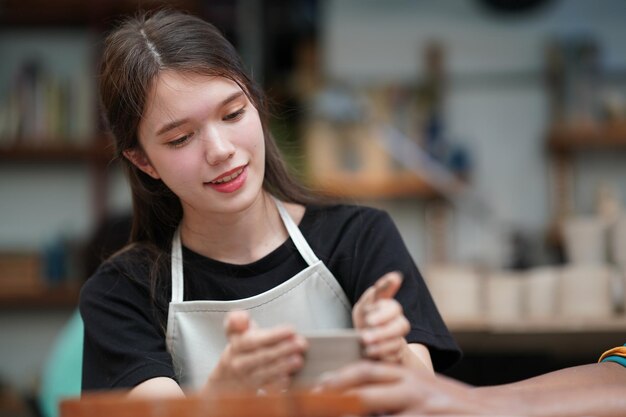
167, 134, 191, 148
223, 108, 245, 121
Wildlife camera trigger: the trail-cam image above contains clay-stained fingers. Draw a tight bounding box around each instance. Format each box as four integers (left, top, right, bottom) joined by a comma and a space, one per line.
224, 310, 253, 336
229, 325, 299, 353
372, 271, 403, 300
364, 298, 404, 327
361, 314, 410, 345
229, 335, 307, 374
247, 353, 304, 388
364, 337, 405, 360
353, 272, 404, 329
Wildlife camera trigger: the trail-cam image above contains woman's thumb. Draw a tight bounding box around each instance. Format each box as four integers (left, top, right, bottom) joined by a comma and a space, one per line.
224, 310, 250, 336
373, 271, 403, 300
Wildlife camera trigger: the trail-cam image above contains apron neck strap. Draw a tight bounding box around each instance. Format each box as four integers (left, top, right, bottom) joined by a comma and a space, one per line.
170, 197, 319, 303
272, 197, 319, 266
171, 226, 184, 303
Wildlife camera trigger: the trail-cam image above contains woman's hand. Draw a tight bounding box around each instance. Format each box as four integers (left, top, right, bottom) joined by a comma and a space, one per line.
352, 272, 410, 364
207, 311, 307, 391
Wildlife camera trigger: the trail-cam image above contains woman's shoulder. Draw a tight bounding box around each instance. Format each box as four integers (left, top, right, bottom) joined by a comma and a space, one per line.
99, 242, 158, 273
80, 243, 161, 298
305, 203, 392, 226
300, 203, 396, 246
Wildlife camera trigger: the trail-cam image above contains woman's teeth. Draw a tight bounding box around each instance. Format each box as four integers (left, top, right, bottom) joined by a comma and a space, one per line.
211, 167, 244, 184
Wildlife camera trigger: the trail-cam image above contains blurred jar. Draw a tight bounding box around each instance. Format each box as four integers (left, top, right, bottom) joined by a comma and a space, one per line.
611, 215, 626, 270
525, 266, 560, 320
423, 264, 484, 323
559, 265, 614, 319
486, 271, 525, 324
562, 216, 607, 265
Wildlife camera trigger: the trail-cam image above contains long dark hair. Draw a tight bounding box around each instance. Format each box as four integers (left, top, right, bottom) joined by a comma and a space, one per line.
99, 10, 317, 316
100, 9, 315, 250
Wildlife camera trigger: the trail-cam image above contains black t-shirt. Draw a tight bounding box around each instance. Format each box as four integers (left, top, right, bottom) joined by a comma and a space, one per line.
80, 204, 461, 391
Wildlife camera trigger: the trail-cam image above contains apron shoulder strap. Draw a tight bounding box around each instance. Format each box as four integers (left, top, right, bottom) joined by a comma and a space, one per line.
273, 197, 319, 266
170, 198, 320, 303
171, 226, 185, 303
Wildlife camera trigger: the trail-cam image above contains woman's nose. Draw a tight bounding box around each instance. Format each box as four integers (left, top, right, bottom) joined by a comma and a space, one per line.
203, 127, 235, 165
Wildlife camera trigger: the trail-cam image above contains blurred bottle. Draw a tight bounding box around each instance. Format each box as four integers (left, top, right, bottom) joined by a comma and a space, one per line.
417, 40, 448, 162
43, 237, 67, 286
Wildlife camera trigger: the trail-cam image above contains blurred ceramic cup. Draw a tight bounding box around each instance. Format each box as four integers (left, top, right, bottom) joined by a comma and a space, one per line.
610, 217, 626, 312
610, 215, 626, 269
611, 268, 626, 314
423, 265, 483, 323
486, 271, 525, 324
559, 265, 613, 319
525, 266, 560, 320
562, 216, 607, 265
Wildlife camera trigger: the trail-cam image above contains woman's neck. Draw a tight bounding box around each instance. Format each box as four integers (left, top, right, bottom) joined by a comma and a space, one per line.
179, 192, 293, 265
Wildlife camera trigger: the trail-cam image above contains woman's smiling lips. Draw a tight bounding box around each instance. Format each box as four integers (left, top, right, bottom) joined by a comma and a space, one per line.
205, 165, 248, 193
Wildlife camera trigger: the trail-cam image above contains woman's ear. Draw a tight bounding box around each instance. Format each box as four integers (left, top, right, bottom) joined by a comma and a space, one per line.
123, 148, 160, 179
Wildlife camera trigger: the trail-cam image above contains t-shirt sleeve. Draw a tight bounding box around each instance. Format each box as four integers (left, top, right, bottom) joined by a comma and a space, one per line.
344, 208, 462, 371
79, 253, 176, 391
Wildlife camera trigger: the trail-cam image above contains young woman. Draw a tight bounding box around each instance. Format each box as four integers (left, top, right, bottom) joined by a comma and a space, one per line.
79, 10, 461, 397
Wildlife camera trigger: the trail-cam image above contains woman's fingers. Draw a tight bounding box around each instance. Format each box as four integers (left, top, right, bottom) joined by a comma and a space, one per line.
363, 331, 407, 364
352, 286, 376, 328
224, 310, 252, 336
360, 301, 409, 363
230, 325, 299, 353
353, 272, 404, 329
215, 311, 310, 390
248, 353, 304, 387
364, 337, 405, 360
230, 335, 307, 374
372, 271, 403, 300
362, 314, 410, 344
364, 299, 403, 327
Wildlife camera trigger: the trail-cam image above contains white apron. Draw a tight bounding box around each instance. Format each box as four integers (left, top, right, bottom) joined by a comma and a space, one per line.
165, 199, 353, 390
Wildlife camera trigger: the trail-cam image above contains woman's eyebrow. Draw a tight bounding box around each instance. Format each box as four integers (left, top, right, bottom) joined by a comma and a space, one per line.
220, 91, 244, 107
154, 91, 245, 136
156, 118, 190, 136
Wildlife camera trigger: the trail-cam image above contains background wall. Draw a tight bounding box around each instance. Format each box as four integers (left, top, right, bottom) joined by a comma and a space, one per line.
321, 0, 626, 267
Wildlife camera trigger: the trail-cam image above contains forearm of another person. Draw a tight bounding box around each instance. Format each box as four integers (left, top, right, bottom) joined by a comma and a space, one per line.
474, 362, 626, 417
319, 361, 626, 416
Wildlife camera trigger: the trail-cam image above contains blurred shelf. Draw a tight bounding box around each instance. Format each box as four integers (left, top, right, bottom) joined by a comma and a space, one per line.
304, 118, 453, 200
0, 140, 115, 164
0, 284, 81, 310
547, 122, 626, 153
449, 316, 626, 356
447, 316, 626, 334
308, 172, 439, 199
545, 121, 626, 249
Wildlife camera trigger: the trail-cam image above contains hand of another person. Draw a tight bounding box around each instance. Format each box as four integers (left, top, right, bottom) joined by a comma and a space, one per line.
207, 310, 308, 392
352, 272, 410, 364
317, 361, 490, 416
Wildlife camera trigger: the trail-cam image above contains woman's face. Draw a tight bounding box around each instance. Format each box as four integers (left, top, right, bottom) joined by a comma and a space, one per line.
131, 71, 266, 216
